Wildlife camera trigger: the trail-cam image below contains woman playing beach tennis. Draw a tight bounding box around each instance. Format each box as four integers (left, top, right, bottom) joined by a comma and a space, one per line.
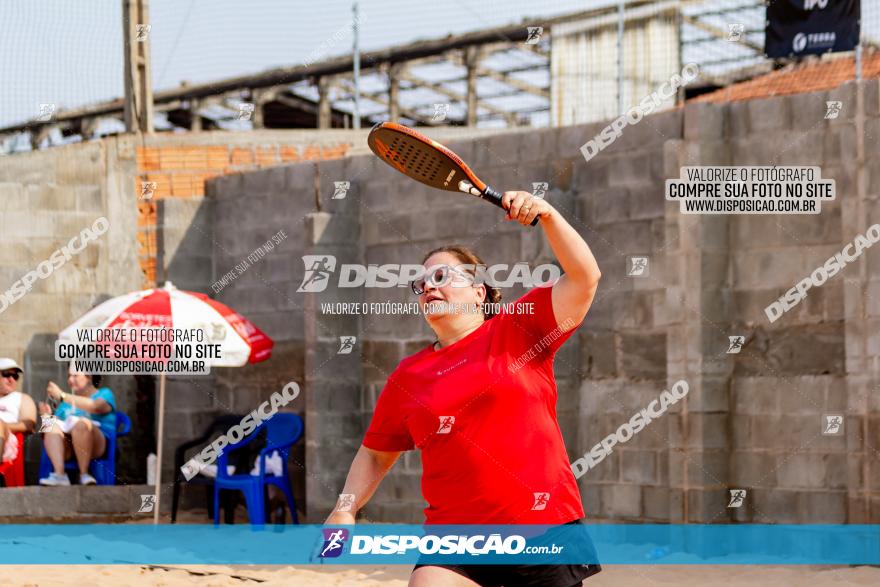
326, 191, 602, 586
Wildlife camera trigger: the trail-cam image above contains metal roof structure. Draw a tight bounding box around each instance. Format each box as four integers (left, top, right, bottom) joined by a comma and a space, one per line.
4, 0, 855, 152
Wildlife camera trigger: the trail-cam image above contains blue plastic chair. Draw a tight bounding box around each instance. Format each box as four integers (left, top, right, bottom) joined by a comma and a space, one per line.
39, 412, 131, 485
213, 413, 302, 526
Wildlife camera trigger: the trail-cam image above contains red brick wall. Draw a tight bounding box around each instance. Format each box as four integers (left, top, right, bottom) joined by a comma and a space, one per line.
134, 142, 351, 285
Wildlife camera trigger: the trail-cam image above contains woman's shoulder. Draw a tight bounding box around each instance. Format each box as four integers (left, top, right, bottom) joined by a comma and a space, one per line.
93, 387, 115, 398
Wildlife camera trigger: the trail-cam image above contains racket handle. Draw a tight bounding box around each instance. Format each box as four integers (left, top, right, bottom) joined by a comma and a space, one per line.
483, 186, 540, 226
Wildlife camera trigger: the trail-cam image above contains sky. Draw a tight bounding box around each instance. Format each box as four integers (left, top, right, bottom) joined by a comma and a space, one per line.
0, 0, 603, 128
2, 0, 876, 132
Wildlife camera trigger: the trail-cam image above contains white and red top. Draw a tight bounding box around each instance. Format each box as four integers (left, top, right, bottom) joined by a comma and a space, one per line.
363, 284, 584, 525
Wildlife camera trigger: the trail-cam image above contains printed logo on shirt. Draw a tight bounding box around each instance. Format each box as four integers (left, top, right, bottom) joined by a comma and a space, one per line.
436, 358, 467, 376
437, 416, 455, 434
531, 492, 550, 510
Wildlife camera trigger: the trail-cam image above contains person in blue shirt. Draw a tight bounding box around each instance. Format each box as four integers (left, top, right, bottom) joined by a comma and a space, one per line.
38, 363, 116, 486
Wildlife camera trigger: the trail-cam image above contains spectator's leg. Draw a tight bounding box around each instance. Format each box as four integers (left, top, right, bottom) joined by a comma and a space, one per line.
70, 419, 97, 475
42, 424, 68, 474
90, 426, 107, 460
0, 420, 7, 459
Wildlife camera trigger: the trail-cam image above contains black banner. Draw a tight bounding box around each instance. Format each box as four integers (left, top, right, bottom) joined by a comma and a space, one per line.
765, 0, 860, 58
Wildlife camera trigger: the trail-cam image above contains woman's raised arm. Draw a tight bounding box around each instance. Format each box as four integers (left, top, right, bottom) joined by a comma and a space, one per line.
502, 190, 602, 331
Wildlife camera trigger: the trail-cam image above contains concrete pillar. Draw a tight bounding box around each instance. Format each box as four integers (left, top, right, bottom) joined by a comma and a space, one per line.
81, 118, 101, 140
302, 209, 365, 521
665, 102, 734, 523
251, 89, 266, 129
841, 80, 880, 522
189, 99, 202, 131
122, 0, 154, 134
465, 46, 480, 127
388, 64, 402, 123
317, 78, 332, 129
30, 125, 52, 150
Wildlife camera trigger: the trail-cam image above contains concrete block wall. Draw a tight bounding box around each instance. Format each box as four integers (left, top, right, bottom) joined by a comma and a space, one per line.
4, 82, 878, 524
203, 83, 879, 523
206, 126, 532, 521
134, 127, 506, 288
571, 110, 682, 522
0, 137, 142, 482
729, 83, 870, 524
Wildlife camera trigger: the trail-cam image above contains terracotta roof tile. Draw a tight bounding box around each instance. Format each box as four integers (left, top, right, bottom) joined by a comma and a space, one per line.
691, 49, 880, 104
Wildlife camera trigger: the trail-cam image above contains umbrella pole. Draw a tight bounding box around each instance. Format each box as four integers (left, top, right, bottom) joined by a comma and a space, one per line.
153, 372, 166, 524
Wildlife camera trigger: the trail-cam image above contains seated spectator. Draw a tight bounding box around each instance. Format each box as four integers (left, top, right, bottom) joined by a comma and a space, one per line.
0, 358, 37, 471
38, 364, 116, 486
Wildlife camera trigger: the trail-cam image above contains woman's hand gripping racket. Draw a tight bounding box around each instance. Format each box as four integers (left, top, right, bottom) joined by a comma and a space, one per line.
367, 122, 541, 226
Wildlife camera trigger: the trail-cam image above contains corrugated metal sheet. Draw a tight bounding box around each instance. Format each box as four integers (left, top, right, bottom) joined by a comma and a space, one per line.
551, 2, 680, 126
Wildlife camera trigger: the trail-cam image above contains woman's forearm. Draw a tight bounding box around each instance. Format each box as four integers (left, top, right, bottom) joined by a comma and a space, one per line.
542, 207, 601, 286
7, 420, 34, 434
334, 445, 401, 515
66, 395, 96, 412
64, 395, 107, 414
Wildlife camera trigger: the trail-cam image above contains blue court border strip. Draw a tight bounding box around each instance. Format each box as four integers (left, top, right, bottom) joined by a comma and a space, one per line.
2, 524, 879, 565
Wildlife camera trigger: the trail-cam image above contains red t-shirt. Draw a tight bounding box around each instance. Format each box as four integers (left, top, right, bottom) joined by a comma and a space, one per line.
363, 284, 585, 524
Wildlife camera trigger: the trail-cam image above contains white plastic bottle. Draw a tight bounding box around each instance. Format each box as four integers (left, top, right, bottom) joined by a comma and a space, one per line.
147, 453, 157, 485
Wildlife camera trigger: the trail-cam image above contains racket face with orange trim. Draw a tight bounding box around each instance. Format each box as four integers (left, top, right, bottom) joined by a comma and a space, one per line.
367, 122, 486, 193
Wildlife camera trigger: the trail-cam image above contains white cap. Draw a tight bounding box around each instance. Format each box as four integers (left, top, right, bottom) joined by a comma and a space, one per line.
0, 358, 23, 373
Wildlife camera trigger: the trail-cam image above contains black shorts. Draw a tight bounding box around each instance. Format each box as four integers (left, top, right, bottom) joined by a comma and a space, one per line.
412, 519, 601, 587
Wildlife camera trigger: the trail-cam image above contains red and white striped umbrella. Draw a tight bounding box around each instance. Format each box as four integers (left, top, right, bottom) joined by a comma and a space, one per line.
59, 281, 273, 365
58, 281, 273, 523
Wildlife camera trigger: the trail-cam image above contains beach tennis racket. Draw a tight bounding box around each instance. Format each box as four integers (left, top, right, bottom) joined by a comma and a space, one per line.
367, 121, 539, 226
